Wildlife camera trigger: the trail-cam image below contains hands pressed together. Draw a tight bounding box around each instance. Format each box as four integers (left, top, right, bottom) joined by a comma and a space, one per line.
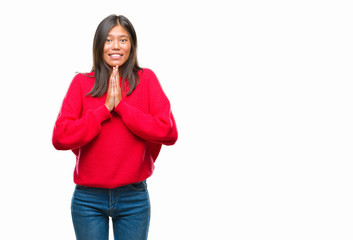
105, 66, 122, 112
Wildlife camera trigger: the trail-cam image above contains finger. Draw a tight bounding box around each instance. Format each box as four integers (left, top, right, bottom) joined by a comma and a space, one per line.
107, 76, 113, 94
111, 67, 116, 80
109, 67, 118, 87
114, 66, 120, 80
115, 67, 119, 81
111, 73, 116, 88
112, 79, 118, 101
112, 70, 118, 87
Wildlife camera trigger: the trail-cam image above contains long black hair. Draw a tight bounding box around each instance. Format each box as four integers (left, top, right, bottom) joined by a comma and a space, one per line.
87, 14, 141, 97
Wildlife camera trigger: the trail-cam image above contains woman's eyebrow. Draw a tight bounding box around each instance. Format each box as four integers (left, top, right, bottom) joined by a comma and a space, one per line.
107, 34, 129, 38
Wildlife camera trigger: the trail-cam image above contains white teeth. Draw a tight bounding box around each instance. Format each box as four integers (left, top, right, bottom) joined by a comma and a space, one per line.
111, 54, 121, 57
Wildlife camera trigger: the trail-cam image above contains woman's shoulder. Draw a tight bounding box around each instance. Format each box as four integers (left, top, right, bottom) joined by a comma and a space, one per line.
72, 72, 95, 85
138, 68, 156, 77
74, 71, 94, 79
138, 68, 158, 83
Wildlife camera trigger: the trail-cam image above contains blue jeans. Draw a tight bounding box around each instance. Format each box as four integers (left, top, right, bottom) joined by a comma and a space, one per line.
71, 181, 150, 240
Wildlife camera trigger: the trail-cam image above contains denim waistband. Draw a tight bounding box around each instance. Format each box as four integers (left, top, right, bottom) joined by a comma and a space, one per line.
76, 180, 147, 190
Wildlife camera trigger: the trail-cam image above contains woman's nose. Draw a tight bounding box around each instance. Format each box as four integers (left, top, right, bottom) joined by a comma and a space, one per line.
113, 40, 120, 49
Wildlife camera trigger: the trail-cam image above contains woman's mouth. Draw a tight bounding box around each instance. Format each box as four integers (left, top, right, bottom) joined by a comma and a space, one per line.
109, 54, 122, 59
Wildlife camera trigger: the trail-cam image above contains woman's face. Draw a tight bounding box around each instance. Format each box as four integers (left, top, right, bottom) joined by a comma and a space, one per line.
103, 25, 131, 68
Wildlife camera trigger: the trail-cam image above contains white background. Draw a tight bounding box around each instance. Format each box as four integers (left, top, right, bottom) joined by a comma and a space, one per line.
0, 0, 352, 239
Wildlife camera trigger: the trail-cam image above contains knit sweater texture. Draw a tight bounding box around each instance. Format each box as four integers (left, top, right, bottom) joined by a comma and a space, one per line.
52, 68, 178, 188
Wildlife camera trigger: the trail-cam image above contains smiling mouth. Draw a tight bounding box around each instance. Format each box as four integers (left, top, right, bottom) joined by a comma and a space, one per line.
109, 54, 122, 59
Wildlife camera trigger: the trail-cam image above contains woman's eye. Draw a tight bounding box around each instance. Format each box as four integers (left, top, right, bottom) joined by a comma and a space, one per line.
121, 39, 127, 43
106, 39, 112, 43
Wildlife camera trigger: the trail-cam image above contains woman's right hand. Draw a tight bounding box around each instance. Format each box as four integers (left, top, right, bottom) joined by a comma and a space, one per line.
105, 66, 121, 111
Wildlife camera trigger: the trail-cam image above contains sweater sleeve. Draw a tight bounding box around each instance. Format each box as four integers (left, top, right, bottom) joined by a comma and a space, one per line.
52, 75, 112, 150
115, 70, 178, 145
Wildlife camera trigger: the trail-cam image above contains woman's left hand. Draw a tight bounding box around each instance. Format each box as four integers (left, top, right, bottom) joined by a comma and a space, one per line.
113, 66, 122, 108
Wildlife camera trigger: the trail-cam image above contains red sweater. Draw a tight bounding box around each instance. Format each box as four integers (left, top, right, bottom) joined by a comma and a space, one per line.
52, 68, 178, 188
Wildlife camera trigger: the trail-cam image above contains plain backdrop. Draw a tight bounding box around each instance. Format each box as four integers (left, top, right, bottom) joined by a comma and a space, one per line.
0, 0, 352, 239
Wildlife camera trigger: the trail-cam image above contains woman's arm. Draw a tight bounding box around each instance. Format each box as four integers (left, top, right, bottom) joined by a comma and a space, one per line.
52, 75, 111, 150
115, 70, 178, 145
